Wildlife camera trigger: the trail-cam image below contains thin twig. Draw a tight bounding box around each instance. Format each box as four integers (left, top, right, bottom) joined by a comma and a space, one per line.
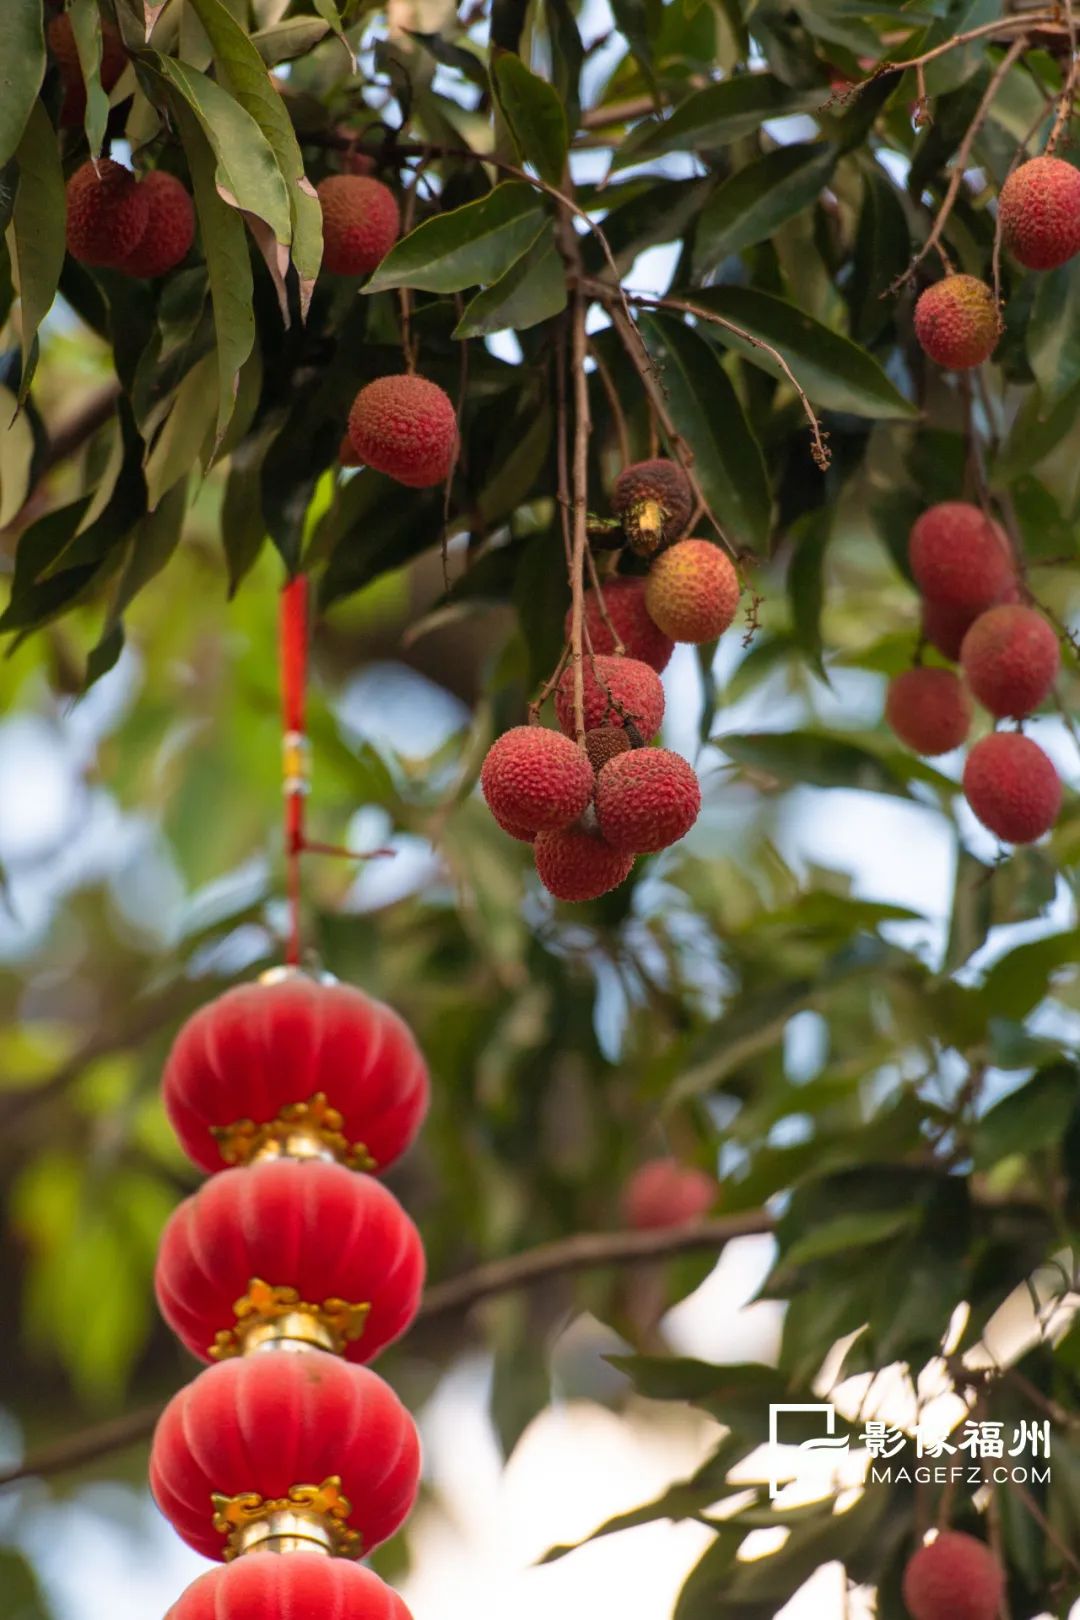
892, 36, 1028, 290
569, 284, 591, 743
0, 1212, 773, 1491
852, 15, 1058, 89
1046, 0, 1078, 153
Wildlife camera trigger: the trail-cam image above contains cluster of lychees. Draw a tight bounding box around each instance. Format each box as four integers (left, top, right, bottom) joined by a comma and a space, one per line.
479, 460, 741, 902
914, 155, 1080, 370
65, 159, 195, 278
886, 501, 1062, 845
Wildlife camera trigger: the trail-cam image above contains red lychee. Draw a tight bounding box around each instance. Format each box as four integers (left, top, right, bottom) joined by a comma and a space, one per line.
963, 731, 1062, 844
595, 748, 701, 853
999, 154, 1080, 271
554, 655, 665, 740
901, 1530, 1004, 1620
48, 12, 127, 128
622, 1158, 716, 1230
118, 170, 195, 278
584, 726, 631, 773
566, 577, 674, 672
481, 726, 593, 835
909, 503, 1014, 615
66, 159, 150, 269
914, 276, 999, 369
960, 603, 1060, 718
644, 538, 740, 643
612, 459, 693, 557
317, 175, 400, 275
347, 375, 458, 489
922, 570, 1019, 661
534, 824, 635, 901
885, 668, 972, 756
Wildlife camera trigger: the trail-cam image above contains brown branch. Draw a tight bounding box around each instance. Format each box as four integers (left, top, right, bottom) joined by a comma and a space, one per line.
1046, 0, 1079, 153
622, 287, 831, 471
855, 15, 1059, 86
892, 35, 1028, 290
0, 1212, 773, 1491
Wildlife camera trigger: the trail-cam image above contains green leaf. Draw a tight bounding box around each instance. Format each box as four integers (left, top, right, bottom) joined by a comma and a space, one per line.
144, 352, 216, 509
974, 1064, 1079, 1170
787, 509, 830, 677
694, 143, 837, 272
366, 182, 546, 294
612, 76, 823, 171
491, 50, 569, 187
715, 729, 956, 798
849, 166, 911, 345
174, 104, 256, 446
6, 99, 66, 403
980, 929, 1080, 1021
251, 17, 332, 67
783, 1206, 917, 1265
0, 382, 35, 527
0, 0, 45, 170
186, 0, 323, 307
0, 1548, 51, 1620
150, 55, 292, 245
637, 311, 770, 552
690, 285, 917, 419
453, 224, 566, 336
69, 0, 112, 158
1028, 259, 1080, 404
993, 375, 1080, 485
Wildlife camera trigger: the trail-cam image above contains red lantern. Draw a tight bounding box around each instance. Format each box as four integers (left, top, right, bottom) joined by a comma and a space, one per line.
150, 1353, 420, 1561
155, 1159, 425, 1363
162, 976, 429, 1175
166, 1554, 413, 1620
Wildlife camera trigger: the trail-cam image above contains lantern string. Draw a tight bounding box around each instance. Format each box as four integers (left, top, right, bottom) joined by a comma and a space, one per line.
280, 577, 310, 967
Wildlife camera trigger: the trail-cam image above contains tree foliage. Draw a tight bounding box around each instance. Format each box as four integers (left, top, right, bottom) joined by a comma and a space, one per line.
3, 0, 1080, 1616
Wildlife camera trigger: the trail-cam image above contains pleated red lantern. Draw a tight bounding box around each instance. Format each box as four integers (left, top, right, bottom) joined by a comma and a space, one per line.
166, 1554, 413, 1620
161, 975, 429, 1175
150, 1353, 421, 1561
155, 1159, 425, 1363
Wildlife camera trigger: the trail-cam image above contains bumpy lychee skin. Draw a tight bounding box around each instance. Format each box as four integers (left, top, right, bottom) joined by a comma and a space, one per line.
885, 668, 972, 756
118, 171, 195, 278
909, 503, 1014, 615
914, 276, 999, 370
963, 731, 1062, 845
999, 155, 1080, 272
922, 571, 1019, 660
566, 578, 674, 672
347, 375, 458, 489
901, 1531, 1004, 1620
645, 539, 740, 643
554, 655, 665, 740
534, 824, 635, 902
66, 159, 150, 270
595, 748, 701, 853
317, 175, 401, 275
584, 726, 631, 773
612, 459, 693, 557
622, 1158, 716, 1231
960, 603, 1060, 719
481, 726, 593, 835
49, 13, 127, 128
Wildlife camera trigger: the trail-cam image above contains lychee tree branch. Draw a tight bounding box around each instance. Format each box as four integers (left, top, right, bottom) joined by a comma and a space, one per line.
891, 34, 1029, 290
1045, 0, 1078, 153
854, 14, 1059, 87
569, 283, 592, 744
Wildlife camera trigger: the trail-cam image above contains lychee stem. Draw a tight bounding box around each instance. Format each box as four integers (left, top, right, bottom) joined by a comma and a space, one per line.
569, 283, 592, 746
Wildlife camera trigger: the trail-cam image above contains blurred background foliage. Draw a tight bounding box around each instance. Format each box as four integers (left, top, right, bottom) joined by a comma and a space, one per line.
3, 0, 1080, 1616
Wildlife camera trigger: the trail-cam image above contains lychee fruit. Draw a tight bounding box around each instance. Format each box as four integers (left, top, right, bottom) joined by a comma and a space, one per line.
554, 655, 665, 740
584, 726, 631, 773
49, 11, 127, 128
65, 159, 150, 270
644, 538, 740, 643
595, 748, 701, 853
914, 276, 999, 369
963, 731, 1062, 844
922, 570, 1019, 661
999, 154, 1080, 271
317, 175, 400, 275
901, 1530, 1005, 1620
490, 805, 536, 842
534, 823, 635, 902
612, 459, 693, 557
909, 503, 1014, 615
118, 170, 195, 278
347, 375, 458, 489
885, 668, 972, 756
960, 603, 1060, 718
622, 1158, 716, 1230
567, 577, 674, 672
481, 726, 593, 835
